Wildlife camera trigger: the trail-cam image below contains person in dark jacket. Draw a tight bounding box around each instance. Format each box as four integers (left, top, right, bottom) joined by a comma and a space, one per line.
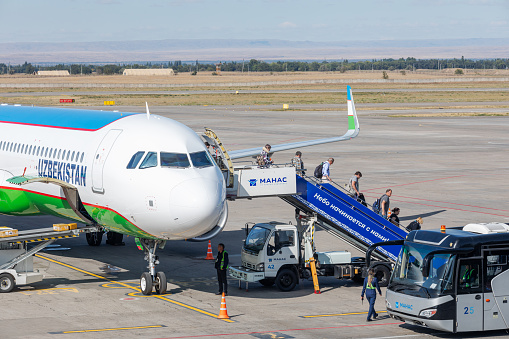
406, 217, 423, 231
215, 243, 229, 295
361, 268, 382, 321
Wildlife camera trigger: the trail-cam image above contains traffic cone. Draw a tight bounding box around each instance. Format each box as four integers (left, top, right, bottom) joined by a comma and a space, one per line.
205, 240, 214, 260
217, 293, 230, 319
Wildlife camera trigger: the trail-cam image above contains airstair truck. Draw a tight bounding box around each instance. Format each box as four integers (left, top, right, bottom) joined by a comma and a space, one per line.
229, 215, 379, 292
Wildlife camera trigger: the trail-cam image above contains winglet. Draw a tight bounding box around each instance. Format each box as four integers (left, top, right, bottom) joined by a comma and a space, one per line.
346, 85, 360, 136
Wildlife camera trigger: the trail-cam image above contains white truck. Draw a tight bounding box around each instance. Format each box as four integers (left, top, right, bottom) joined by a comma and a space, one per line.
229, 216, 391, 291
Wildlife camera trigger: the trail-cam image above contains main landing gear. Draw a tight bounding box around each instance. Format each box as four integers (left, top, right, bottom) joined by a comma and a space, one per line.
139, 239, 167, 295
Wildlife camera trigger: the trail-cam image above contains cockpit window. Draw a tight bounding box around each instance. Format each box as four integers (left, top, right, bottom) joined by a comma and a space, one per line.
127, 151, 145, 169
160, 152, 190, 168
139, 152, 158, 169
190, 151, 213, 168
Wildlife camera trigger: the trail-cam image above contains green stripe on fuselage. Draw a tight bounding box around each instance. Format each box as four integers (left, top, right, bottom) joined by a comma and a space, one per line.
0, 187, 155, 239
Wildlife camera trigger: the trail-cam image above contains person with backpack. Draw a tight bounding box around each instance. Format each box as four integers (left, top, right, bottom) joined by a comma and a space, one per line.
406, 217, 423, 231
314, 158, 334, 182
379, 189, 392, 219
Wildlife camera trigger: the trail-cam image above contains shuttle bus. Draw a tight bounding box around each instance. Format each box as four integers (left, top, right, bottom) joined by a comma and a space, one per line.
382, 223, 509, 333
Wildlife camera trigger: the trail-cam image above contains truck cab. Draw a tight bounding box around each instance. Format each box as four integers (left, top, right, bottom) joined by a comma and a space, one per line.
229, 220, 361, 292
231, 222, 300, 291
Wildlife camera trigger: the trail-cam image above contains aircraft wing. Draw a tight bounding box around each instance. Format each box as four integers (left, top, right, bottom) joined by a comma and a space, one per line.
228, 85, 360, 160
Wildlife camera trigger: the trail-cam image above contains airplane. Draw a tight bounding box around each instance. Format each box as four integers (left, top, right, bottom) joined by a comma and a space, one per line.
0, 86, 359, 295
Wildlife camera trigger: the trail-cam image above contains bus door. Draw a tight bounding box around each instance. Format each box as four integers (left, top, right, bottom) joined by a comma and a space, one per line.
482, 249, 509, 331
456, 258, 483, 332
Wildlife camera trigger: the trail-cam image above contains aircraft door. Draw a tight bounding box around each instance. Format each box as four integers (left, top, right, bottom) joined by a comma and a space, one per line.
92, 129, 122, 193
456, 258, 483, 332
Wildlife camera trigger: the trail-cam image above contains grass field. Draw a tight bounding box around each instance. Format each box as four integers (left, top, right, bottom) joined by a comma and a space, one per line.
1, 70, 509, 108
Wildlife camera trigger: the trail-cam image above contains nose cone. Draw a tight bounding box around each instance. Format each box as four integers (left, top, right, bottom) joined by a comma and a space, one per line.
169, 177, 225, 238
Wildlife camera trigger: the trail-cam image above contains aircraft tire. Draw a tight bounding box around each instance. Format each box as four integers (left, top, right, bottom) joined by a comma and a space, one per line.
106, 231, 124, 246
0, 273, 15, 293
140, 272, 153, 295
86, 231, 103, 246
155, 272, 167, 295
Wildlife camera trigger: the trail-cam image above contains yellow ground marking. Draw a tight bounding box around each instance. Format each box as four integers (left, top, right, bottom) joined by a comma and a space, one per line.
60, 325, 165, 334
18, 287, 79, 296
101, 282, 139, 289
302, 310, 388, 318
35, 254, 234, 322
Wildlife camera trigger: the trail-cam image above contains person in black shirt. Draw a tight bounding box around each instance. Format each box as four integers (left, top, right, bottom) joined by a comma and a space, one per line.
215, 243, 229, 295
389, 207, 400, 226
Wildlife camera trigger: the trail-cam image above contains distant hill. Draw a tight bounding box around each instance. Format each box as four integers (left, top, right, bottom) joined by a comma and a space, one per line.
0, 38, 507, 64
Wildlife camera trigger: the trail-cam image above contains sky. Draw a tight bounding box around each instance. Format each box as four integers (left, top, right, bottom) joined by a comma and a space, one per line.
0, 0, 508, 43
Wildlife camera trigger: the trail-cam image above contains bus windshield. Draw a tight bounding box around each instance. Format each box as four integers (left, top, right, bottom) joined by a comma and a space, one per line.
389, 242, 456, 298
244, 226, 271, 254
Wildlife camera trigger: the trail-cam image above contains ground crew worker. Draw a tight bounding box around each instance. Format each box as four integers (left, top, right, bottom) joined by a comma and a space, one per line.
361, 268, 382, 322
215, 243, 229, 295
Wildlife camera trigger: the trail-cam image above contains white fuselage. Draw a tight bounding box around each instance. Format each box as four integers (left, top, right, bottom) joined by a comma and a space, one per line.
0, 106, 226, 240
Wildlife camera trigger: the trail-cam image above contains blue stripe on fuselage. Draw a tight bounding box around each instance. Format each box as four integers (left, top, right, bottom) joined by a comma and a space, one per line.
0, 105, 138, 131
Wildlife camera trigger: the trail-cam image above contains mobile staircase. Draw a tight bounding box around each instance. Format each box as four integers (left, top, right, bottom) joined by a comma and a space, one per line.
281, 174, 407, 263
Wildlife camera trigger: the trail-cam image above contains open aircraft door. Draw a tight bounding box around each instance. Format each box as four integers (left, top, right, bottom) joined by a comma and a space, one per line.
92, 129, 122, 193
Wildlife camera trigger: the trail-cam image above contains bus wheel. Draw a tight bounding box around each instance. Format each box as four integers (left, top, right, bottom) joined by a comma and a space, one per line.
374, 265, 391, 287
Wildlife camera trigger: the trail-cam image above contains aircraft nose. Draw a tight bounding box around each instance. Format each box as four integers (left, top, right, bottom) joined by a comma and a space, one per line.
169, 177, 224, 236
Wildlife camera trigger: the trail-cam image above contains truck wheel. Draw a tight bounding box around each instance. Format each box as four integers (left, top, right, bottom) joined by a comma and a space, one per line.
259, 279, 275, 287
0, 273, 15, 293
275, 269, 297, 292
374, 265, 391, 287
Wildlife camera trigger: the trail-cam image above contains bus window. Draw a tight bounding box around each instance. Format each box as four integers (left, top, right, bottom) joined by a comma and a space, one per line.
457, 259, 482, 294
484, 251, 509, 292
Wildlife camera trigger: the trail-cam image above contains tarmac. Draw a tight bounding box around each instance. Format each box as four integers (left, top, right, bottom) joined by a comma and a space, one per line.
1, 101, 509, 339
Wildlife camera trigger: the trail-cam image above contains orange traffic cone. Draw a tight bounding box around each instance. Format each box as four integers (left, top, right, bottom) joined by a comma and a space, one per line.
205, 240, 214, 260
217, 292, 230, 319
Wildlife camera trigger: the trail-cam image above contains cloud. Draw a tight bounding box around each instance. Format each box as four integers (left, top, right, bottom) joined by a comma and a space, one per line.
279, 21, 297, 28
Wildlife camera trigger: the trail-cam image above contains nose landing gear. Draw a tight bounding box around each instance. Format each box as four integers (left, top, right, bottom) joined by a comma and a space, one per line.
138, 239, 167, 295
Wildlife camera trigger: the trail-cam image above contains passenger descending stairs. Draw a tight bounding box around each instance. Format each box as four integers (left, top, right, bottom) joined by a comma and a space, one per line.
281, 175, 407, 262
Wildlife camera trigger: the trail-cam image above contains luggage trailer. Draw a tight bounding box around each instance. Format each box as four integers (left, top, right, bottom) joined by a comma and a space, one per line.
370, 223, 509, 333
0, 225, 99, 292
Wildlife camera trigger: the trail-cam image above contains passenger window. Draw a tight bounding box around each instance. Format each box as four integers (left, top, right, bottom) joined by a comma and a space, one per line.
71, 151, 75, 161
160, 152, 190, 168
49, 148, 53, 157
29, 145, 32, 154
57, 149, 61, 159
36, 146, 40, 156
44, 147, 48, 157
66, 151, 70, 161
139, 152, 158, 169
190, 151, 213, 168
80, 153, 84, 162
127, 151, 145, 169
